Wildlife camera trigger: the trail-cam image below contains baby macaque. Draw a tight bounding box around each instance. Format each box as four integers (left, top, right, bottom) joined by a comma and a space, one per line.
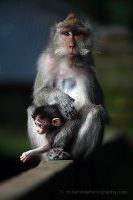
20, 105, 68, 163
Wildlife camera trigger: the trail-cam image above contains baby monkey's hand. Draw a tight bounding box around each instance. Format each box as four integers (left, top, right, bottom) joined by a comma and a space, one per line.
20, 152, 30, 163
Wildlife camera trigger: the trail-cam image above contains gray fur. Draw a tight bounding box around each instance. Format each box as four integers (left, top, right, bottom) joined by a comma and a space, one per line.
27, 15, 109, 162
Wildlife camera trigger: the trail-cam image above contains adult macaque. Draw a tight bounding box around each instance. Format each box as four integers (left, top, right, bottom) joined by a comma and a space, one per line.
20, 105, 69, 163
27, 13, 109, 162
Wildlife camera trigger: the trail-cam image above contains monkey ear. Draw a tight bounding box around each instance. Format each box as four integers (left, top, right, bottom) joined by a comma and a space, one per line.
52, 118, 61, 126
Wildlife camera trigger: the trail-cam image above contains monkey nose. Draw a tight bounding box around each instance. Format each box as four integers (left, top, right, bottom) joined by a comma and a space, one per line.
69, 43, 75, 49
69, 38, 75, 49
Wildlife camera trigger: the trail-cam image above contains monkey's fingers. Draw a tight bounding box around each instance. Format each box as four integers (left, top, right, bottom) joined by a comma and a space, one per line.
20, 155, 26, 159
20, 154, 26, 159
71, 105, 77, 114
20, 155, 26, 160
20, 155, 24, 160
70, 108, 77, 119
22, 159, 27, 163
64, 107, 72, 118
20, 156, 28, 163
20, 154, 29, 160
64, 107, 77, 118
69, 96, 75, 102
67, 104, 77, 118
21, 152, 27, 157
20, 157, 25, 162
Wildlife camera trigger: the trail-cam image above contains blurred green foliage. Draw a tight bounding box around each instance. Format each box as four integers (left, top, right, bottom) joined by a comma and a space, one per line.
96, 52, 133, 136
0, 127, 29, 158
0, 86, 31, 158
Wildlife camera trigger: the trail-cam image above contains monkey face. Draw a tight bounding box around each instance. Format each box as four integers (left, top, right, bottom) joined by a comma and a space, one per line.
60, 29, 82, 56
54, 28, 89, 59
34, 117, 52, 134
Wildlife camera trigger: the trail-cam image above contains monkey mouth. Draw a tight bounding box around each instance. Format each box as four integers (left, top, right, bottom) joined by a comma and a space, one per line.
67, 52, 75, 58
68, 52, 74, 55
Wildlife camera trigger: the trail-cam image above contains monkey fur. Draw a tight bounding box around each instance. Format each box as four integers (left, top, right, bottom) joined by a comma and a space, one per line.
27, 14, 109, 162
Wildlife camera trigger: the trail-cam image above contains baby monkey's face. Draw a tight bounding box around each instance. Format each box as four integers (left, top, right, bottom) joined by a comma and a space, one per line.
34, 116, 52, 134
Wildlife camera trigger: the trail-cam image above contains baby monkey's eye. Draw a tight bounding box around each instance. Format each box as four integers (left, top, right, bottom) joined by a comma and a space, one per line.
39, 124, 43, 128
35, 122, 43, 128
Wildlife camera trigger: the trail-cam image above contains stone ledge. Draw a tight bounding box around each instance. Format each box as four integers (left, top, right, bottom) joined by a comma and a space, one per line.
0, 160, 74, 200
0, 134, 133, 200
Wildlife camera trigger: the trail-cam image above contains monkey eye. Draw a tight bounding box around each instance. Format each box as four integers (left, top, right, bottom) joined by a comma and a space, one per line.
74, 32, 81, 36
63, 32, 70, 36
35, 122, 43, 128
